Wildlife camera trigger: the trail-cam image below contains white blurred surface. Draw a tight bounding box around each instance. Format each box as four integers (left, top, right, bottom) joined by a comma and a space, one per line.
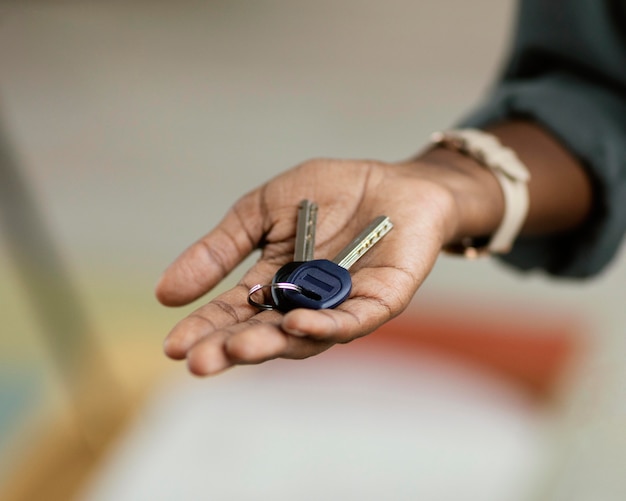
80, 346, 551, 501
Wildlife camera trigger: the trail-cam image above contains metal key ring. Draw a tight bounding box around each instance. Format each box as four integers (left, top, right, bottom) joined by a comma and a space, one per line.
247, 282, 304, 310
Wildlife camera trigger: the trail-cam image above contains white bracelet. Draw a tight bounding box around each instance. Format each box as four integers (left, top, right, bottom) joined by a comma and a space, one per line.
431, 128, 531, 257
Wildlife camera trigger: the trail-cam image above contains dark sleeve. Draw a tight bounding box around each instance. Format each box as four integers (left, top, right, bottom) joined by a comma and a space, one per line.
461, 0, 626, 278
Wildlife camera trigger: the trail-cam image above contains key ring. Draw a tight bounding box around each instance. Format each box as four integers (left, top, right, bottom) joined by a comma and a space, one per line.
247, 282, 305, 310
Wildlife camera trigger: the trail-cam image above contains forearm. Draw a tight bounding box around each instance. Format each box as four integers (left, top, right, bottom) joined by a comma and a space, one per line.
413, 120, 594, 248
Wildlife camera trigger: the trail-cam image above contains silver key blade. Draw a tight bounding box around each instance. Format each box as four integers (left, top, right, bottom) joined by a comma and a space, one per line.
294, 199, 318, 261
333, 216, 393, 270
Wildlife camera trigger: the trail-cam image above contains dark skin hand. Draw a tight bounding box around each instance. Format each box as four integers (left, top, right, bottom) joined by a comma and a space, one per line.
156, 120, 592, 376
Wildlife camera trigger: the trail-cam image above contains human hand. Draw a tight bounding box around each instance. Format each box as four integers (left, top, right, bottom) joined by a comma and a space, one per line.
155, 154, 501, 376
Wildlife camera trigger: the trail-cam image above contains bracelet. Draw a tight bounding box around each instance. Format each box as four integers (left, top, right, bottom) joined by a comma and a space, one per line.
430, 128, 531, 257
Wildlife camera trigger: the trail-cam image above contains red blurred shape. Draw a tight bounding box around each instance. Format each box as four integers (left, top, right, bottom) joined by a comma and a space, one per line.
360, 302, 585, 399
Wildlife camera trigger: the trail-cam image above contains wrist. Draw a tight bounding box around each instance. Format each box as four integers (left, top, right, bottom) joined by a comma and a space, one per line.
401, 119, 591, 255
411, 146, 506, 248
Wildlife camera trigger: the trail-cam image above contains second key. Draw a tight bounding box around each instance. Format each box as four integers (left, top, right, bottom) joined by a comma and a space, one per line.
278, 215, 393, 311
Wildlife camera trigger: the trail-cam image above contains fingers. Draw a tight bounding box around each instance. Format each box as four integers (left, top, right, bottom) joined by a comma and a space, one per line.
165, 268, 414, 377
188, 320, 334, 376
168, 304, 334, 376
156, 192, 264, 306
281, 268, 412, 343
173, 292, 396, 377
163, 283, 260, 359
161, 276, 332, 375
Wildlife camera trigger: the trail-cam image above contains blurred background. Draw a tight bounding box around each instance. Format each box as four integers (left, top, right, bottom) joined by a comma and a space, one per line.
1, 1, 625, 500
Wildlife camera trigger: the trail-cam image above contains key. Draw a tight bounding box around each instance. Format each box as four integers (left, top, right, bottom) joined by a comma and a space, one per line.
293, 199, 318, 263
277, 215, 393, 311
271, 199, 318, 307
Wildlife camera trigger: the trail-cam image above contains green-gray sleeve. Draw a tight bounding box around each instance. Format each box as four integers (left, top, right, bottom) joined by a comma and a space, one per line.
461, 0, 626, 277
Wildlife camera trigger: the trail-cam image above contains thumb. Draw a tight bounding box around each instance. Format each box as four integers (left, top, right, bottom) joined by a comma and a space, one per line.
155, 192, 264, 306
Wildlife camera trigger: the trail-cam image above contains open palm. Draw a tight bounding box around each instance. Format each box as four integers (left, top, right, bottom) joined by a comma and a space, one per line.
156, 157, 456, 376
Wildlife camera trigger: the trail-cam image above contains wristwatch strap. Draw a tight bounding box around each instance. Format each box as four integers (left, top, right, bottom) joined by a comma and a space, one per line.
431, 129, 531, 256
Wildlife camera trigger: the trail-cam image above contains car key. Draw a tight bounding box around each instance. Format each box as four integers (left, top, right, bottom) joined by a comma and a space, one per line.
277, 215, 393, 311
271, 199, 318, 307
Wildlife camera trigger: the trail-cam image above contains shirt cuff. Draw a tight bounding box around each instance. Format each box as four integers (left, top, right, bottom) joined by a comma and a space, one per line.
460, 72, 626, 277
